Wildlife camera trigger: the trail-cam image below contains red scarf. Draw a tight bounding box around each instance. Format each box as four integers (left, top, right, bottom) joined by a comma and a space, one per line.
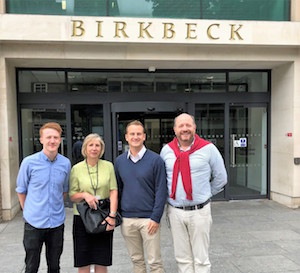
168, 135, 210, 200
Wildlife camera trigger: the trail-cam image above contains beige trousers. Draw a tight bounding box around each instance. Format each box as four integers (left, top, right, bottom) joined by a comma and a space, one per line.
121, 218, 164, 273
167, 203, 212, 273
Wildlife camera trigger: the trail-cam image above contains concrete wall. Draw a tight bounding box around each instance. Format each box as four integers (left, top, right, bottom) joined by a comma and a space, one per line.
291, 0, 300, 21
0, 0, 5, 14
271, 58, 300, 208
0, 56, 19, 220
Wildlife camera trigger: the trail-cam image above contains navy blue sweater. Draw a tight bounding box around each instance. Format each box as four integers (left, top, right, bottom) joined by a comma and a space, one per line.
115, 149, 167, 223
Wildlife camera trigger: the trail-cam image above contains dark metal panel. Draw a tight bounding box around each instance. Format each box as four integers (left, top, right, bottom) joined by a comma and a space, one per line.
111, 101, 185, 113
103, 103, 112, 161
65, 103, 72, 162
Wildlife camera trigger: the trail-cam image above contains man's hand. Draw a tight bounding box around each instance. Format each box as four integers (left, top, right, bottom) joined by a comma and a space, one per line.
148, 220, 159, 235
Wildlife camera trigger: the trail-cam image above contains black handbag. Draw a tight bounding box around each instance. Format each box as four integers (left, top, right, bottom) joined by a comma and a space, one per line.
76, 198, 122, 234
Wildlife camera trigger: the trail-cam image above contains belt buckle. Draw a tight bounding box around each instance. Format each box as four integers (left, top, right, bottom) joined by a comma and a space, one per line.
181, 204, 196, 210
181, 205, 189, 210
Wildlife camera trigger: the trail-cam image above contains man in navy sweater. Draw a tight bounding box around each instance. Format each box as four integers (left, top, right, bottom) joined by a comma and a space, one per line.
115, 120, 167, 273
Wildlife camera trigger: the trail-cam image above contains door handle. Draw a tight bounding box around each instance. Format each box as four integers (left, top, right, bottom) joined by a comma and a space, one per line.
230, 134, 236, 167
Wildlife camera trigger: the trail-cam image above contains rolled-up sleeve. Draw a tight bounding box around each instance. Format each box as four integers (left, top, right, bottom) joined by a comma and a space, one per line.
16, 158, 30, 194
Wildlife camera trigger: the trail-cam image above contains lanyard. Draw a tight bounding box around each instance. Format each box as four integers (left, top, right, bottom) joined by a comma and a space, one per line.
85, 159, 98, 196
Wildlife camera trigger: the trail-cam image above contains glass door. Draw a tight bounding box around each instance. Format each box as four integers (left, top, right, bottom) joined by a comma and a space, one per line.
20, 106, 67, 158
116, 112, 176, 156
195, 104, 226, 200
111, 101, 185, 160
71, 105, 104, 164
229, 105, 268, 198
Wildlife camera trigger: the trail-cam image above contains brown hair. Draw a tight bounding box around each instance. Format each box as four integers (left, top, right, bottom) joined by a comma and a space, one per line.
81, 133, 105, 159
39, 122, 62, 137
125, 120, 145, 134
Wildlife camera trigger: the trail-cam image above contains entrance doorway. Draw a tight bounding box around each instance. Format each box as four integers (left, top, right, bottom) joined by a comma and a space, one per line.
111, 101, 185, 160
116, 112, 176, 156
229, 104, 268, 197
19, 102, 268, 201
111, 102, 268, 200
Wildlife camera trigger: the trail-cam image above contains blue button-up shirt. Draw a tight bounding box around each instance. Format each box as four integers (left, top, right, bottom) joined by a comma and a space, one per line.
16, 151, 71, 228
160, 142, 227, 207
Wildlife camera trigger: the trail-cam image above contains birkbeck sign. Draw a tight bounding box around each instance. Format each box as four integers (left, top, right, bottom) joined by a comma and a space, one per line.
70, 17, 246, 44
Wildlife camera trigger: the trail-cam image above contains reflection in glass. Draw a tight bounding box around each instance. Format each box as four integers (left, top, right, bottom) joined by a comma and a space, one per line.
71, 105, 104, 164
156, 73, 226, 93
195, 104, 225, 156
117, 0, 154, 17
7, 0, 290, 21
116, 113, 175, 156
195, 104, 225, 199
123, 78, 154, 93
229, 106, 267, 197
68, 72, 108, 92
17, 69, 269, 94
18, 70, 66, 93
21, 108, 67, 157
229, 72, 268, 92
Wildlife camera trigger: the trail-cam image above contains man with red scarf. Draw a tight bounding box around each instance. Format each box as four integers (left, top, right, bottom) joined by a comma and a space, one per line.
160, 113, 227, 273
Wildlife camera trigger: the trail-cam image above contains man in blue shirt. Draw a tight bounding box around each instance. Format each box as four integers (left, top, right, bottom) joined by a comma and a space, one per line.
160, 113, 227, 273
16, 122, 71, 273
115, 120, 167, 273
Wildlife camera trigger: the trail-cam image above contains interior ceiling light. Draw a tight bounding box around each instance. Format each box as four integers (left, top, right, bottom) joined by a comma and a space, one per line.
148, 66, 156, 72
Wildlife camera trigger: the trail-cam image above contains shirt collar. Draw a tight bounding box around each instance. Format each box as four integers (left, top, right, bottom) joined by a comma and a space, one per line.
40, 150, 58, 162
178, 138, 195, 152
127, 145, 147, 161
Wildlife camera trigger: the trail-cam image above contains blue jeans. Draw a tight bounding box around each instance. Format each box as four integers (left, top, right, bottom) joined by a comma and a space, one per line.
23, 222, 64, 273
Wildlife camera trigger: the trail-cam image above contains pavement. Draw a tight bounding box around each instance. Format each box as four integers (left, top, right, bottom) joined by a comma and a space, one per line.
1, 200, 300, 273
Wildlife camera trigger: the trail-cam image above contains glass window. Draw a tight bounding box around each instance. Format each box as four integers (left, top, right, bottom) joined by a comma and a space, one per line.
202, 0, 290, 21
195, 103, 225, 156
156, 73, 226, 93
195, 103, 225, 200
18, 70, 66, 93
229, 71, 268, 92
7, 0, 290, 21
156, 74, 189, 93
68, 72, 108, 92
229, 105, 267, 197
71, 105, 104, 164
6, 0, 107, 16
20, 107, 67, 157
150, 0, 201, 19
123, 77, 154, 93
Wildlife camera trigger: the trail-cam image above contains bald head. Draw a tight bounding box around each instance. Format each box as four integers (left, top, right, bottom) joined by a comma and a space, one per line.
173, 113, 196, 147
174, 113, 196, 127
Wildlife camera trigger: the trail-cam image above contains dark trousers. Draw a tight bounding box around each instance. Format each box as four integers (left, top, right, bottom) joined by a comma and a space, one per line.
23, 222, 64, 273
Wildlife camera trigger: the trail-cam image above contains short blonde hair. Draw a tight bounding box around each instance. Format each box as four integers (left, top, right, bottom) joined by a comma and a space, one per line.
39, 122, 62, 137
81, 133, 105, 159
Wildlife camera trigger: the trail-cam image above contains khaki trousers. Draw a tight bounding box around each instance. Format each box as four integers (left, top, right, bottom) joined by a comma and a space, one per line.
121, 218, 164, 273
167, 203, 212, 273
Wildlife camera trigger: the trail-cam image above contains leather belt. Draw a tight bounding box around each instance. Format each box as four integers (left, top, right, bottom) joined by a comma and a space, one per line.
170, 199, 210, 211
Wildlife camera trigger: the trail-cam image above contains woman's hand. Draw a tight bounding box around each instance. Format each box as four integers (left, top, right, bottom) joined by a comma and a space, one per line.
84, 193, 98, 210
105, 215, 116, 231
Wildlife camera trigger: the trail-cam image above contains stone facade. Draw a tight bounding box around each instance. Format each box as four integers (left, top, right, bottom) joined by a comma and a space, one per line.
1, 3, 300, 220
